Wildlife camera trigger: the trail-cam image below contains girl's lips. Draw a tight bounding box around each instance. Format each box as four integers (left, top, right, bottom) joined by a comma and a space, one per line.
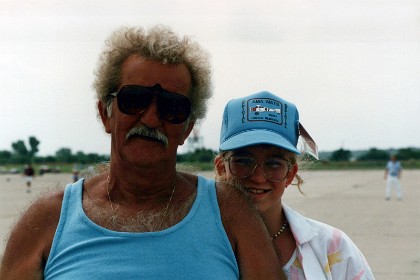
245, 188, 270, 194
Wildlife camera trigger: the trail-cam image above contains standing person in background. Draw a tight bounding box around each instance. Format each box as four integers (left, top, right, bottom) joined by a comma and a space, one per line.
0, 25, 284, 279
384, 155, 403, 200
72, 164, 80, 183
215, 91, 375, 279
23, 164, 35, 193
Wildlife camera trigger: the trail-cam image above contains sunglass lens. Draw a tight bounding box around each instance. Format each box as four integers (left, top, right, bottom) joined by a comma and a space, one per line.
118, 86, 152, 115
115, 85, 191, 123
158, 93, 191, 124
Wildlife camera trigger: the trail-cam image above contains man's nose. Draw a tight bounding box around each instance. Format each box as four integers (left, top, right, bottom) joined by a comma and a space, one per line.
140, 98, 161, 128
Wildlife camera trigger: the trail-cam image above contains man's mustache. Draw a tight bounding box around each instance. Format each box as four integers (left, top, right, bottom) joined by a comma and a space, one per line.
126, 126, 169, 148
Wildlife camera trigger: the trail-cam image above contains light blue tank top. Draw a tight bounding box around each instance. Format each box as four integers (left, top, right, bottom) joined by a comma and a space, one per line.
44, 176, 239, 279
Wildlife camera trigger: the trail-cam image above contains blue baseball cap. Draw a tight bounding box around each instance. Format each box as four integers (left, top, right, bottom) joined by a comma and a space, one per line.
219, 91, 301, 154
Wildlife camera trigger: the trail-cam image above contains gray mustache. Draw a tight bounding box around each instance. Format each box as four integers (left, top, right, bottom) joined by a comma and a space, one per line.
126, 126, 169, 148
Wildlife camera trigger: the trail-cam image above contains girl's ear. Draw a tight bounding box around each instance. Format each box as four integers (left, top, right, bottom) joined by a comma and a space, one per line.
285, 163, 298, 187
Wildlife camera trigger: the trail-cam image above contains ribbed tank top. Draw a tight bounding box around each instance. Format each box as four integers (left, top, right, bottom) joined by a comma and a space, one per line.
44, 176, 239, 279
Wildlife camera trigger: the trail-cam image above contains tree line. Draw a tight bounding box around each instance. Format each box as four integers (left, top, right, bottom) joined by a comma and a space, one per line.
328, 147, 420, 162
1, 136, 419, 166
0, 136, 109, 165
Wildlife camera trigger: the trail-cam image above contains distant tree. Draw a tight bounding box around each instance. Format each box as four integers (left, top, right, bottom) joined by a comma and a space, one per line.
86, 153, 109, 163
357, 148, 389, 161
11, 140, 29, 163
329, 148, 351, 161
55, 148, 74, 163
397, 148, 420, 160
177, 148, 216, 163
54, 149, 108, 164
28, 136, 40, 159
10, 136, 40, 164
34, 155, 56, 164
0, 150, 12, 164
75, 151, 88, 163
43, 155, 57, 163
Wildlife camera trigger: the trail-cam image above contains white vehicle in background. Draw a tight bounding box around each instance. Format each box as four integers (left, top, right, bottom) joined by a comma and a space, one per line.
250, 105, 281, 115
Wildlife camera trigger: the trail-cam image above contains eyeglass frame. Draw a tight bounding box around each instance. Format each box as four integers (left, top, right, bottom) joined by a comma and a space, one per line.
223, 154, 292, 182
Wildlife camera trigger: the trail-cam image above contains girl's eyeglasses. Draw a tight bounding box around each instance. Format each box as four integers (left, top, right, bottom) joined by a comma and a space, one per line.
224, 155, 291, 182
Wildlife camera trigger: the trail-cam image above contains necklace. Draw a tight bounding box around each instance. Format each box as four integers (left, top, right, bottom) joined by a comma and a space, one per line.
272, 221, 288, 240
106, 174, 177, 230
158, 177, 176, 228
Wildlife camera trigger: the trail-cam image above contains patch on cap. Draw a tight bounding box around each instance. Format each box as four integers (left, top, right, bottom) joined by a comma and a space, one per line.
246, 97, 284, 125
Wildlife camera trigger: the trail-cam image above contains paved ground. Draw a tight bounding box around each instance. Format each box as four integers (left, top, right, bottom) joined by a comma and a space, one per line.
1, 170, 419, 279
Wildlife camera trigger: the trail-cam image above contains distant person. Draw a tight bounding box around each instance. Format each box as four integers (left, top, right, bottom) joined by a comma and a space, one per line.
0, 25, 284, 279
384, 155, 403, 200
214, 91, 375, 279
72, 165, 80, 182
23, 164, 34, 193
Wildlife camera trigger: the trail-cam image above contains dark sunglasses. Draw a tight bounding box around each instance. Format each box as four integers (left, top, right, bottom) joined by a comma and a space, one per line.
110, 84, 192, 124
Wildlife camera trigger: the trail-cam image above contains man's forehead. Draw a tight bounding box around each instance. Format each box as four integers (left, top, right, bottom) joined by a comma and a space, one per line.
120, 55, 192, 94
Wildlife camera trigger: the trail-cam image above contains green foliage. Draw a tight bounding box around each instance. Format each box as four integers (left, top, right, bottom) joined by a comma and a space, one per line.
0, 150, 12, 164
2, 136, 420, 171
0, 137, 109, 166
55, 148, 74, 163
9, 136, 40, 164
357, 148, 389, 161
11, 140, 29, 163
310, 159, 420, 170
177, 148, 216, 164
329, 148, 351, 161
396, 148, 420, 160
29, 136, 40, 158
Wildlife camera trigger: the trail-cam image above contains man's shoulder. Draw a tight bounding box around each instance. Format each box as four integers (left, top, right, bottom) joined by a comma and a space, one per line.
23, 189, 65, 224
214, 181, 256, 225
215, 181, 250, 205
0, 189, 65, 278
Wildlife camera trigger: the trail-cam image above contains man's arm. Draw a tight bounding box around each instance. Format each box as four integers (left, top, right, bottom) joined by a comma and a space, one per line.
0, 190, 63, 280
216, 182, 286, 280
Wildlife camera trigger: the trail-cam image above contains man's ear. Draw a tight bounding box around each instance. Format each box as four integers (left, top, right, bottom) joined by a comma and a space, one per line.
178, 120, 195, 145
98, 101, 111, 134
285, 163, 298, 187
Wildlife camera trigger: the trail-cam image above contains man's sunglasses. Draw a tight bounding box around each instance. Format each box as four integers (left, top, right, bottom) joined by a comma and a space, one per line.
110, 84, 192, 124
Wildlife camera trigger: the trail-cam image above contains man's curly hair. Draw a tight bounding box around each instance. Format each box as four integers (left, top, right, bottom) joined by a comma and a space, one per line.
93, 25, 212, 121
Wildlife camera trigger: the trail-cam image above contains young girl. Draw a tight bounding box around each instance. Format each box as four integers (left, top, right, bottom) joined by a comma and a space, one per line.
215, 91, 375, 279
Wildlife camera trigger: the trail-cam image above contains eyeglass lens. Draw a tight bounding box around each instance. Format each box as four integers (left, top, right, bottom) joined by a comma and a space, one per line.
227, 156, 290, 182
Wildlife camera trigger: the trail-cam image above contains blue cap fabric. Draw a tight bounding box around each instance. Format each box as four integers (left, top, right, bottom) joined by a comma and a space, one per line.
219, 91, 301, 154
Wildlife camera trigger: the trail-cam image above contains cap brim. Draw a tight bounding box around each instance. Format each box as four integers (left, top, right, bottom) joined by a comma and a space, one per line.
219, 129, 300, 154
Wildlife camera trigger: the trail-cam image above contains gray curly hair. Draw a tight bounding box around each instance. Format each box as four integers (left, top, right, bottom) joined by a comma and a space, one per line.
93, 25, 212, 121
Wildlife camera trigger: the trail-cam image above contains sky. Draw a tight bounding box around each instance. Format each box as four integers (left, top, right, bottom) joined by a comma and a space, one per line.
1, 0, 419, 156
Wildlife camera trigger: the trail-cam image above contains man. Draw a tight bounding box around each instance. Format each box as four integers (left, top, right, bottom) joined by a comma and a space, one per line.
384, 155, 403, 200
0, 25, 283, 279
